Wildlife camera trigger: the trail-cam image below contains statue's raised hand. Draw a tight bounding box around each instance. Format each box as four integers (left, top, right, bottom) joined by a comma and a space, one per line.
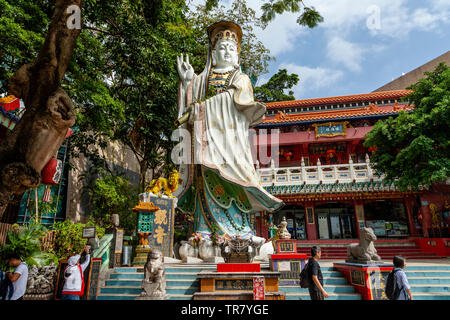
177, 54, 194, 86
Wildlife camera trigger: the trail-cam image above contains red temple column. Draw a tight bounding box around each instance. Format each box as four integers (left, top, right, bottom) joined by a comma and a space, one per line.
353, 199, 365, 239
419, 194, 432, 238
305, 202, 317, 240
404, 196, 418, 236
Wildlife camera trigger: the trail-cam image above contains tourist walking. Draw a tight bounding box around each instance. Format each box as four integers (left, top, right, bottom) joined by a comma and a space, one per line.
4, 253, 29, 300
307, 246, 329, 300
386, 255, 413, 300
61, 245, 91, 300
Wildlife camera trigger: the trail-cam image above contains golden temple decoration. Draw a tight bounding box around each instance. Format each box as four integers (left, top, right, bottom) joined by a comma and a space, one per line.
154, 209, 168, 225
132, 201, 160, 212
146, 169, 179, 198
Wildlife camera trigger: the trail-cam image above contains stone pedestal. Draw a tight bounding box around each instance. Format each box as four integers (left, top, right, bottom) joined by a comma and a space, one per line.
333, 262, 394, 300
269, 239, 307, 286
133, 247, 152, 265
135, 282, 168, 300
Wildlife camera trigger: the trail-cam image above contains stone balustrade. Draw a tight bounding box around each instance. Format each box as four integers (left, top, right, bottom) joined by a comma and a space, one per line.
257, 154, 384, 186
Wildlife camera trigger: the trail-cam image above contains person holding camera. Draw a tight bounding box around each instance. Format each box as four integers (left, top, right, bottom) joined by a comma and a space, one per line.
61, 245, 91, 300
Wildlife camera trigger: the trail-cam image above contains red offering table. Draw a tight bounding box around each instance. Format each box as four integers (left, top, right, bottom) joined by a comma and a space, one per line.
217, 263, 261, 273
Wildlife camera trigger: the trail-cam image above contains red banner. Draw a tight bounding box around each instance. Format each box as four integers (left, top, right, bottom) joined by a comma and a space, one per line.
253, 276, 265, 300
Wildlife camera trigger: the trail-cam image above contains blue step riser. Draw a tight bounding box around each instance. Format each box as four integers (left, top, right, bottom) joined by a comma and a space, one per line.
98, 296, 136, 300
101, 288, 199, 295
101, 288, 141, 294
409, 279, 450, 284
281, 287, 355, 293
411, 287, 450, 293
285, 295, 361, 300
405, 272, 450, 277
413, 296, 450, 300
106, 280, 142, 286
106, 280, 200, 286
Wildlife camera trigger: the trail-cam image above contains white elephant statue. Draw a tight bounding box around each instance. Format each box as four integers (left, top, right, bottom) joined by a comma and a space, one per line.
255, 241, 275, 262
198, 240, 215, 260
250, 235, 266, 258
178, 237, 196, 260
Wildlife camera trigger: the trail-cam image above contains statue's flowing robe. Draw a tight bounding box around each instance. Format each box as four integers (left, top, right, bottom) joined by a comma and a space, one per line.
176, 66, 283, 238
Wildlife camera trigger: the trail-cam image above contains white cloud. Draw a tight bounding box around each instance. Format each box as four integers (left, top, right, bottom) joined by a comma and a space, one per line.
278, 63, 344, 98
327, 37, 364, 72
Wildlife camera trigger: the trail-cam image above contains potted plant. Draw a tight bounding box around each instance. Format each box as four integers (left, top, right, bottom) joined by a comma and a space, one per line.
0, 222, 58, 300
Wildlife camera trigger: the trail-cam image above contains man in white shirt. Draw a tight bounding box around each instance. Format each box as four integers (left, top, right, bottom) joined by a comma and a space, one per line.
5, 253, 29, 300
61, 245, 91, 300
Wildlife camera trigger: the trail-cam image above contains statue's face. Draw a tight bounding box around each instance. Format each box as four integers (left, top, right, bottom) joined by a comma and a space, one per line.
212, 39, 239, 69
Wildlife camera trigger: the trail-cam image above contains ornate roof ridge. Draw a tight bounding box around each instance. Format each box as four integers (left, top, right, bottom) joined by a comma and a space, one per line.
262, 102, 413, 124
265, 89, 412, 109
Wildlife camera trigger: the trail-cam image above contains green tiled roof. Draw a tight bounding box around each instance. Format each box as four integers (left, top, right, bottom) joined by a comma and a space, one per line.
264, 181, 399, 195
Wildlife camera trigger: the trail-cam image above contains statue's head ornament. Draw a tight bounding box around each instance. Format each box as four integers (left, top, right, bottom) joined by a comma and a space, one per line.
207, 20, 242, 53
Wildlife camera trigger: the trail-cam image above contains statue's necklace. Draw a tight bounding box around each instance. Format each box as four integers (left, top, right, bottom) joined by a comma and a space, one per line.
208, 67, 238, 94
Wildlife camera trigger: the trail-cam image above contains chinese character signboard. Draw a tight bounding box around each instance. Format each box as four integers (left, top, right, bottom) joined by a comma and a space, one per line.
148, 196, 176, 257
313, 121, 349, 138
253, 276, 265, 300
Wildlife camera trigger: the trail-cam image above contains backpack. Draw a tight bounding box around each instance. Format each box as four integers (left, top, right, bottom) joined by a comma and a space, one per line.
0, 271, 14, 300
62, 265, 85, 296
385, 269, 400, 300
299, 262, 311, 288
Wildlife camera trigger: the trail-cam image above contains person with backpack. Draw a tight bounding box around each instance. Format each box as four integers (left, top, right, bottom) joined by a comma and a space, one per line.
0, 270, 14, 300
300, 246, 329, 300
385, 255, 412, 300
61, 245, 91, 300
4, 253, 28, 300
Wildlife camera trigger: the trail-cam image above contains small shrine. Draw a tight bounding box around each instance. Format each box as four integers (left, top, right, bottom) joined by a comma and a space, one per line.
269, 217, 307, 285
193, 234, 285, 300
131, 201, 160, 265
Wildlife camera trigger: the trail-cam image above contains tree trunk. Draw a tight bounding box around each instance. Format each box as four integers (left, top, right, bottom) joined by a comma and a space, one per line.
0, 0, 81, 219
139, 160, 148, 194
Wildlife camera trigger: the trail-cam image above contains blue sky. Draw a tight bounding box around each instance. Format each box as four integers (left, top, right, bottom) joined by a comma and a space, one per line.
191, 0, 450, 100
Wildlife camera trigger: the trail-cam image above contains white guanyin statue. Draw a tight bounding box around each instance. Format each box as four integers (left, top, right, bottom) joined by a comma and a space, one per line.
174, 20, 283, 241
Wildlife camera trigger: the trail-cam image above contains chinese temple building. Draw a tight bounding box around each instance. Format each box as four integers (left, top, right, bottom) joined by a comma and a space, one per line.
252, 90, 450, 244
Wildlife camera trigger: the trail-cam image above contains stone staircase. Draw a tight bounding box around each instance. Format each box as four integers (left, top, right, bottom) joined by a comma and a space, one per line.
97, 262, 450, 300
405, 265, 450, 300
97, 263, 361, 300
296, 240, 446, 260
281, 266, 361, 300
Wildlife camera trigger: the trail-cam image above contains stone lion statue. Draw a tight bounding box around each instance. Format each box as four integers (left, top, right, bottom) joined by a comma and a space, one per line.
146, 169, 179, 198
137, 249, 167, 299
347, 227, 381, 264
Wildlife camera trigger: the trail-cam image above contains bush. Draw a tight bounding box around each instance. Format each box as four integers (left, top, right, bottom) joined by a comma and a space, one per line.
87, 170, 139, 234
49, 218, 105, 260
0, 222, 58, 270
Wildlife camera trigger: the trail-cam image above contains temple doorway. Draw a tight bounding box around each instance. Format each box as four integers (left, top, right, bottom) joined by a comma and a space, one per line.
315, 203, 356, 239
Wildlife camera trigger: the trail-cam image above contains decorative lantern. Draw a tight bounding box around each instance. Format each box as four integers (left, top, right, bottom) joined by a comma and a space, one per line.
326, 149, 336, 158
42, 186, 52, 203
41, 157, 63, 185
368, 147, 377, 152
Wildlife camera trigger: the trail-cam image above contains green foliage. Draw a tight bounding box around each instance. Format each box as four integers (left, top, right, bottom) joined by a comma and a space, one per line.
261, 0, 323, 28
364, 63, 450, 190
49, 218, 105, 260
86, 170, 139, 234
254, 69, 299, 102
0, 0, 50, 94
0, 222, 58, 270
